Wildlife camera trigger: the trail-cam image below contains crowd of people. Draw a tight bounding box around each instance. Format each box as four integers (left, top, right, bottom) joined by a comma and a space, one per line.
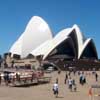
52, 70, 99, 98
0, 72, 21, 86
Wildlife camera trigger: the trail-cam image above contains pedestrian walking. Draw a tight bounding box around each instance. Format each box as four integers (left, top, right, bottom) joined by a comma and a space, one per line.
68, 77, 73, 91
72, 79, 77, 92
53, 79, 59, 98
95, 72, 98, 82
64, 72, 68, 84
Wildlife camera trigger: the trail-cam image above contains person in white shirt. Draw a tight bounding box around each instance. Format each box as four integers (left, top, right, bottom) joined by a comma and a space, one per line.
53, 80, 59, 98
68, 77, 72, 91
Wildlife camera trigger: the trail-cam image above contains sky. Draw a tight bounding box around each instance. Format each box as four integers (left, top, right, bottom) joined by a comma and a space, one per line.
0, 0, 100, 58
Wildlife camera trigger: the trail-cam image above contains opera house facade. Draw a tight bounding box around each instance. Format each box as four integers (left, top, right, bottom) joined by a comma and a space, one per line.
9, 16, 98, 61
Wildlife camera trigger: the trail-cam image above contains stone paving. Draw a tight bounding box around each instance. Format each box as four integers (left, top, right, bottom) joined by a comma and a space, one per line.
0, 71, 100, 100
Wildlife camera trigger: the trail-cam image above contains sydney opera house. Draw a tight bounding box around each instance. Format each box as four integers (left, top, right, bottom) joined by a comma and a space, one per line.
9, 16, 98, 60
8, 16, 99, 70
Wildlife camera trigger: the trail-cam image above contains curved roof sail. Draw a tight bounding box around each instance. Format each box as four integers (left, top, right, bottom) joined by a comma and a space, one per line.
10, 16, 53, 57
79, 38, 98, 59
9, 16, 98, 60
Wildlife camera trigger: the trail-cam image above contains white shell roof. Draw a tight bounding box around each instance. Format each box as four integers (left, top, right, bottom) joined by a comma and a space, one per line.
30, 27, 74, 59
9, 33, 24, 55
30, 39, 52, 56
31, 25, 76, 58
10, 16, 98, 59
78, 38, 91, 58
10, 16, 53, 57
30, 24, 97, 59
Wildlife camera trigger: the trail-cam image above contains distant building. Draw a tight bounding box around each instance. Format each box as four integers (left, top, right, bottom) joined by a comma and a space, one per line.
9, 16, 98, 60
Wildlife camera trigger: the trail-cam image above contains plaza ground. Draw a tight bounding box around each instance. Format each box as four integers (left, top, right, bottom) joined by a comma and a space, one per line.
0, 71, 100, 100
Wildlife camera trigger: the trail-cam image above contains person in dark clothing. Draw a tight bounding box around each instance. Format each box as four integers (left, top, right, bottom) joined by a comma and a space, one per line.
72, 79, 77, 92
16, 73, 20, 82
6, 73, 9, 85
4, 73, 9, 86
95, 73, 98, 82
64, 72, 68, 84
